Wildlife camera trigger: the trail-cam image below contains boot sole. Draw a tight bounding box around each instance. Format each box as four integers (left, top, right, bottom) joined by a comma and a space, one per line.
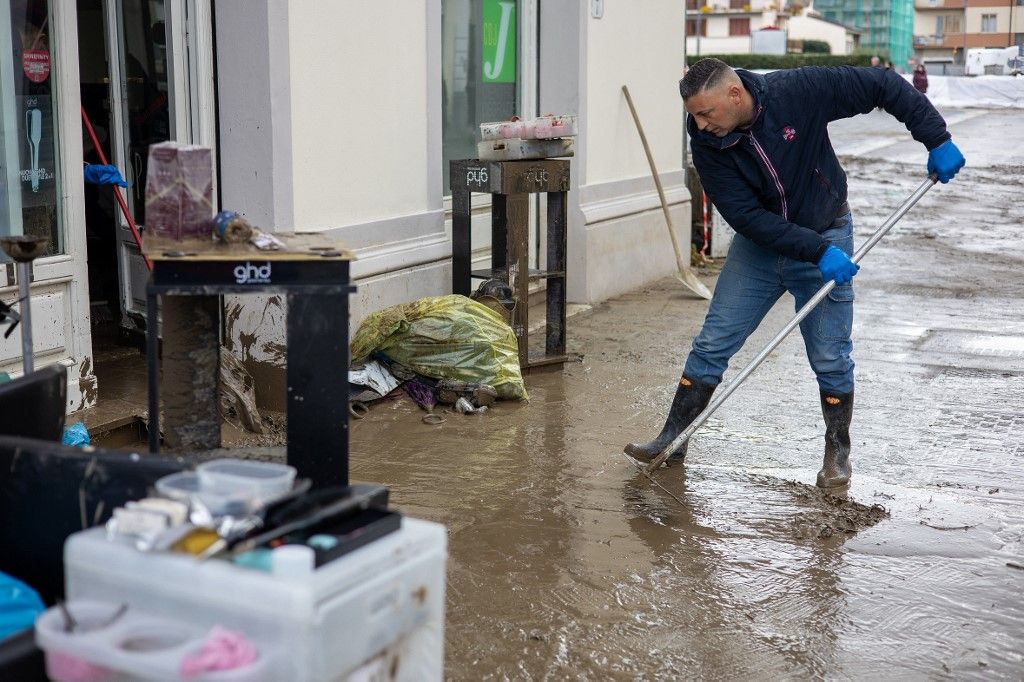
624, 444, 684, 467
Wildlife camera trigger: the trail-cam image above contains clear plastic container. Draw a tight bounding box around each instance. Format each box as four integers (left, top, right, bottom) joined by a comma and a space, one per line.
154, 471, 256, 517
154, 471, 200, 503
196, 459, 296, 503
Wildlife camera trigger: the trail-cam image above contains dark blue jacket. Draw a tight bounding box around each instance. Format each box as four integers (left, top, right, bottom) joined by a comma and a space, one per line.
689, 67, 951, 263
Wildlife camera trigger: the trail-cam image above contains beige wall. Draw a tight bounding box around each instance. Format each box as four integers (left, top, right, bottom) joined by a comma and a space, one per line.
573, 1, 696, 304
965, 6, 1010, 33
584, 2, 685, 187
914, 10, 939, 34
287, 2, 432, 229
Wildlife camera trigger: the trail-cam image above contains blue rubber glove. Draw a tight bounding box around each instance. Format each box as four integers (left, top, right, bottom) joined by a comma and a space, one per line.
83, 164, 128, 187
817, 245, 859, 285
926, 139, 965, 184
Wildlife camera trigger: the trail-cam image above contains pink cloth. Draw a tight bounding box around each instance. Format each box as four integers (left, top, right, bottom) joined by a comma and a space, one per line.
179, 626, 258, 677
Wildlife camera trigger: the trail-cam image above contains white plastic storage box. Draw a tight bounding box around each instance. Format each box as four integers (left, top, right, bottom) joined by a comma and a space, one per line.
55, 518, 447, 681
36, 599, 274, 681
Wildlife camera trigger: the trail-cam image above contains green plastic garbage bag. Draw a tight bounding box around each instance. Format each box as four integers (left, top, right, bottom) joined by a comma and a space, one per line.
351, 295, 527, 400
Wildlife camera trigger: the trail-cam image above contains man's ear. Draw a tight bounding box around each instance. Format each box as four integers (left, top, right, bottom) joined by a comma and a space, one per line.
728, 83, 743, 103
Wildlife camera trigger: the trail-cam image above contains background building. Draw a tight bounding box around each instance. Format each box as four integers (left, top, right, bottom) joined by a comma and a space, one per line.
914, 0, 1024, 72
787, 7, 863, 54
685, 0, 791, 55
685, 0, 861, 56
815, 0, 915, 66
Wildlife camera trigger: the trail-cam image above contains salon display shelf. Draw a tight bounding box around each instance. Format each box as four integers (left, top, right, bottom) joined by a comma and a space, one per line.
142, 232, 355, 488
449, 158, 573, 371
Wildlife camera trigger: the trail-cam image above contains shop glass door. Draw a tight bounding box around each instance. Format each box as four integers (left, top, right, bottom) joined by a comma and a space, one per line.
86, 0, 210, 326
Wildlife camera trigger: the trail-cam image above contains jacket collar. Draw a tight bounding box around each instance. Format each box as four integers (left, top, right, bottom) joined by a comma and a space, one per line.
687, 69, 767, 150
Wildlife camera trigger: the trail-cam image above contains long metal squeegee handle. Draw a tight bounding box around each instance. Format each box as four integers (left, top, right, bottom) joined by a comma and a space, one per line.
644, 175, 938, 473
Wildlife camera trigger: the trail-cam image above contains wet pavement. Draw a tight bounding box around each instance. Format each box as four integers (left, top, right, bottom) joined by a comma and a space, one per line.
350, 107, 1024, 678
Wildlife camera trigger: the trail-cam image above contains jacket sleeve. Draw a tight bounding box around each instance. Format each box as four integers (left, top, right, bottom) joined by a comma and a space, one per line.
693, 144, 830, 263
799, 66, 950, 150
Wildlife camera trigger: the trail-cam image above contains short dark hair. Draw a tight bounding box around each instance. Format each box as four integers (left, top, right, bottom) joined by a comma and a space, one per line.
679, 58, 733, 99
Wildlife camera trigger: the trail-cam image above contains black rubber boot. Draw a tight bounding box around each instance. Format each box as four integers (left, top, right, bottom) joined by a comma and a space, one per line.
817, 390, 854, 488
625, 376, 716, 467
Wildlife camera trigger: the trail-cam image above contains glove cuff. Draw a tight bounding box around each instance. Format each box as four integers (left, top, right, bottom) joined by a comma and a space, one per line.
817, 244, 839, 265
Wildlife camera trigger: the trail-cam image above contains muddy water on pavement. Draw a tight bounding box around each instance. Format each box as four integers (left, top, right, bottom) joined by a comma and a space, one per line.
351, 375, 883, 679
347, 141, 1024, 678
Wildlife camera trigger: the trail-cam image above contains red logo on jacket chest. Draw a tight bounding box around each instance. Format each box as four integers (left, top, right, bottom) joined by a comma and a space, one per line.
782, 126, 797, 142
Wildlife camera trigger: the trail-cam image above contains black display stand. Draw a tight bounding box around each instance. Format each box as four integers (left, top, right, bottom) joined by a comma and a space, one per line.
144, 233, 355, 487
449, 158, 571, 370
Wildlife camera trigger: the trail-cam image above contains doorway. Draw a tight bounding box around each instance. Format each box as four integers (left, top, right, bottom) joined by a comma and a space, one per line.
74, 0, 214, 419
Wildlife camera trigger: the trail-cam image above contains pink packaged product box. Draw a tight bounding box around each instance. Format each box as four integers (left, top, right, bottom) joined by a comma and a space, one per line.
144, 142, 213, 240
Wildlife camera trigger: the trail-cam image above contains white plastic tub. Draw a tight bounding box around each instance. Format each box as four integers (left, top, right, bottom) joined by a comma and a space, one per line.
35, 599, 272, 682
64, 518, 447, 680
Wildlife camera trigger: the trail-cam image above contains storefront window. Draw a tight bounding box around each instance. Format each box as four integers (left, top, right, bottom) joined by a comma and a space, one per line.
1, 0, 62, 258
442, 0, 519, 195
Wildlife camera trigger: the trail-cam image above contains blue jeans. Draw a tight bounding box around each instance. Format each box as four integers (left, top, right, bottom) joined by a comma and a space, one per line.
684, 214, 855, 395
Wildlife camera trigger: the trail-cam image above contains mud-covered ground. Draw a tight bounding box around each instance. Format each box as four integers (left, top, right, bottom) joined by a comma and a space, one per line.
349, 108, 1024, 678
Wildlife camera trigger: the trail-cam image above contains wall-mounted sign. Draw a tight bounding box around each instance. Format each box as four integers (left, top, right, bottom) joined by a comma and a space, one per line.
482, 0, 516, 83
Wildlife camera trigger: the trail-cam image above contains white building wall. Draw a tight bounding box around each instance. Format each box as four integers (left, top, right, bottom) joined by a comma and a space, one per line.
585, 5, 683, 187
286, 3, 433, 228
966, 6, 1011, 35
216, 0, 694, 403
576, 0, 691, 303
687, 35, 754, 53
216, 1, 446, 397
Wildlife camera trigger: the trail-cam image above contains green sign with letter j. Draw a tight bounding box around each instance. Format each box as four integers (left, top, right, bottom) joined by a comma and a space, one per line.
482, 0, 516, 83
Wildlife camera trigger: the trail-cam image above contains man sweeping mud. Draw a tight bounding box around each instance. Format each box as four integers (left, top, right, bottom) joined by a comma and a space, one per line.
625, 58, 965, 487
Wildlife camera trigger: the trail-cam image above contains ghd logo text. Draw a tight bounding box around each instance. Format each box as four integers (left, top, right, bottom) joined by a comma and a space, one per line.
234, 262, 272, 284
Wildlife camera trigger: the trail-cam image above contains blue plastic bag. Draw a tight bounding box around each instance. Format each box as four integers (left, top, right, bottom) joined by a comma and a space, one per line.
62, 421, 91, 447
0, 572, 44, 641
83, 163, 128, 187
